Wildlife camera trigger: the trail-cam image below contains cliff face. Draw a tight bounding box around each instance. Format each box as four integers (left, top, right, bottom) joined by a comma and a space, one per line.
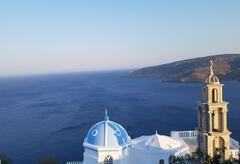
129, 54, 240, 82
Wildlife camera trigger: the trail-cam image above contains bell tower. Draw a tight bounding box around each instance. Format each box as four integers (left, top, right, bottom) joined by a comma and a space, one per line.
197, 60, 231, 160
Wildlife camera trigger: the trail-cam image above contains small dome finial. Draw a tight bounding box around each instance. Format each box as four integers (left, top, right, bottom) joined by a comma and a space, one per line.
210, 60, 214, 76
205, 60, 220, 84
155, 130, 158, 135
104, 108, 109, 121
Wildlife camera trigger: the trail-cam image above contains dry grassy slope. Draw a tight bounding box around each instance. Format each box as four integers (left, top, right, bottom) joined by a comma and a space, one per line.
129, 54, 240, 82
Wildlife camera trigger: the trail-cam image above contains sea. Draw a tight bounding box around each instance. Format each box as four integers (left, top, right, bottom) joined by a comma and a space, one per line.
0, 70, 239, 164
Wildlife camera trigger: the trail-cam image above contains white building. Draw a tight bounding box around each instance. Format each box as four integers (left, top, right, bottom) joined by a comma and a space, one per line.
131, 131, 189, 163
81, 110, 189, 164
82, 110, 132, 164
74, 111, 239, 164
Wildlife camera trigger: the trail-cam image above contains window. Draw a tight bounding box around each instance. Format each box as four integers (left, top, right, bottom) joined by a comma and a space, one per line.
219, 137, 225, 158
212, 88, 218, 103
159, 159, 164, 164
212, 112, 215, 130
104, 155, 113, 164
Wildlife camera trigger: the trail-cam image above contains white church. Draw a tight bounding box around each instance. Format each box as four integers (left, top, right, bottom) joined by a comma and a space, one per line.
67, 61, 239, 164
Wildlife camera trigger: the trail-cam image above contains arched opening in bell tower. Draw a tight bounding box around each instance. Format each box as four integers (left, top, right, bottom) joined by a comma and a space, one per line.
219, 137, 225, 159
212, 112, 215, 131
212, 88, 218, 103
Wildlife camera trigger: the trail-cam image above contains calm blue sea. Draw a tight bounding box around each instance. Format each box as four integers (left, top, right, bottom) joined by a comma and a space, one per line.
0, 71, 239, 164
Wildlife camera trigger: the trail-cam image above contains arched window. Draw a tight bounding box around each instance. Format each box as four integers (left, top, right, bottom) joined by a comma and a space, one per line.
212, 88, 218, 103
219, 137, 225, 159
213, 139, 216, 155
212, 112, 215, 130
104, 155, 113, 164
159, 159, 164, 164
218, 108, 223, 131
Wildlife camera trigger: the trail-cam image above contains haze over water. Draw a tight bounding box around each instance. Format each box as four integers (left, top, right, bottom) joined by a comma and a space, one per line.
0, 71, 239, 164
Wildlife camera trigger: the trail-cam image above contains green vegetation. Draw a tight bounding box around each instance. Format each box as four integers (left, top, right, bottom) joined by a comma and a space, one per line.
38, 157, 59, 164
169, 148, 239, 164
0, 154, 12, 164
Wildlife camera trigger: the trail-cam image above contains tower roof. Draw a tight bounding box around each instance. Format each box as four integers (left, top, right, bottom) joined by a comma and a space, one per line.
132, 132, 188, 154
205, 60, 220, 84
144, 132, 182, 150
84, 109, 131, 148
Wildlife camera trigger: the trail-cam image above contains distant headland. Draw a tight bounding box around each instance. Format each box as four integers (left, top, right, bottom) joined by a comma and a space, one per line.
129, 54, 240, 82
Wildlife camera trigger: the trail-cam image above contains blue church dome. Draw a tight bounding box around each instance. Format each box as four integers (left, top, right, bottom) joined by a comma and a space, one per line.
85, 109, 131, 147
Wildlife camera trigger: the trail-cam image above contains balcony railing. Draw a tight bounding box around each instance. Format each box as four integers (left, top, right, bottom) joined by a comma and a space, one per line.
171, 130, 198, 139
66, 161, 82, 164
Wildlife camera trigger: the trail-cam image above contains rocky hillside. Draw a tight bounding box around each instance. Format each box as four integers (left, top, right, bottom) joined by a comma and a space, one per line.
129, 54, 240, 82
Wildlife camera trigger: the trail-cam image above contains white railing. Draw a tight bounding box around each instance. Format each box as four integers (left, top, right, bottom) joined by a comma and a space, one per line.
171, 130, 239, 148
66, 161, 82, 164
171, 130, 198, 139
230, 138, 240, 149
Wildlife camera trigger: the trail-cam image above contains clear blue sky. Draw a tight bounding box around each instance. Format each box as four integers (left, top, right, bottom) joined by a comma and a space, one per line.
1, 0, 240, 75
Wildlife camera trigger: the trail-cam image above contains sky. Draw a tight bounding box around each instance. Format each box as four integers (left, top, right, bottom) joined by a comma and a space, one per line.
0, 0, 240, 76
